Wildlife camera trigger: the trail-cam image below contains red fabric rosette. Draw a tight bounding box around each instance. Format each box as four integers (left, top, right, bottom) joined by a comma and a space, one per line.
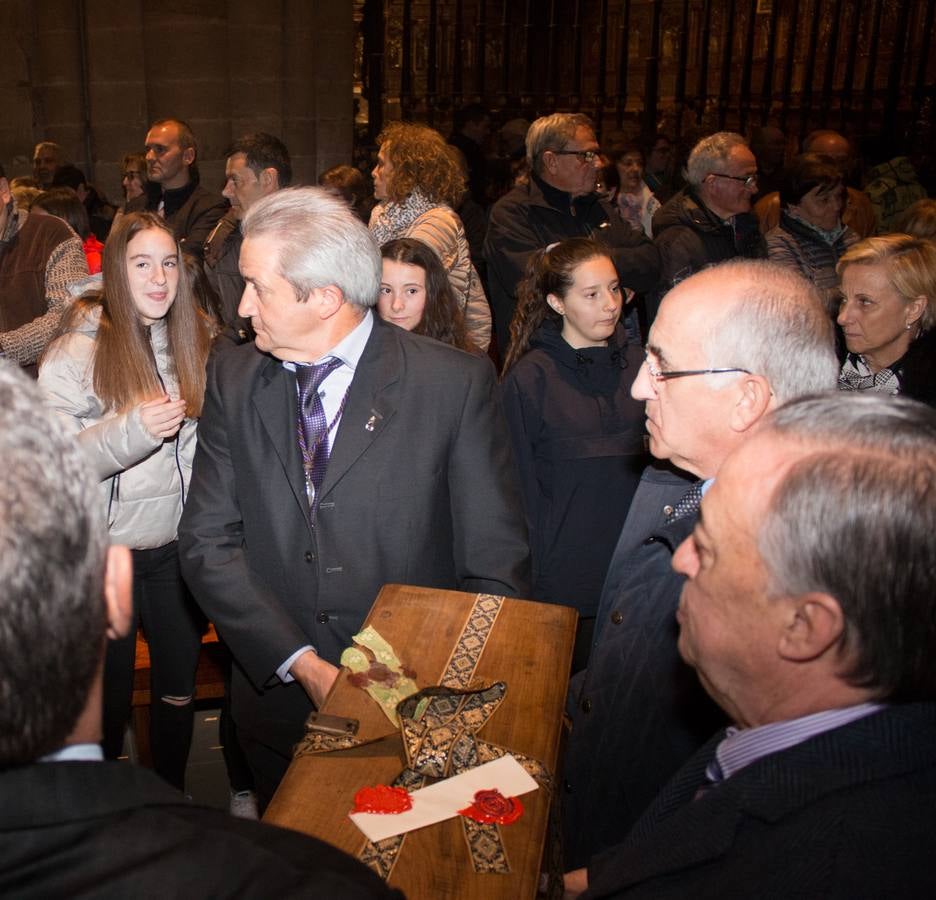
458, 788, 524, 825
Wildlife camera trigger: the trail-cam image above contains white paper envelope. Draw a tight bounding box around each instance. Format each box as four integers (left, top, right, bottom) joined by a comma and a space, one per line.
348, 753, 539, 842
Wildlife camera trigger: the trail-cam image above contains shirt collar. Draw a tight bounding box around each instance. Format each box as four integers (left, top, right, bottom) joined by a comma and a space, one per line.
282, 308, 373, 372
714, 701, 886, 781
40, 743, 105, 763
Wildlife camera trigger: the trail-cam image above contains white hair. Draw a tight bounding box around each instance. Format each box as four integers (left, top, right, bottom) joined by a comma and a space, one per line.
698, 259, 839, 403
758, 393, 936, 701
242, 186, 381, 308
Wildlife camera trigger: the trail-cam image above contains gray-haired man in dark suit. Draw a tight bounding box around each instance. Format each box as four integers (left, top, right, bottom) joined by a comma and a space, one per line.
180, 187, 530, 808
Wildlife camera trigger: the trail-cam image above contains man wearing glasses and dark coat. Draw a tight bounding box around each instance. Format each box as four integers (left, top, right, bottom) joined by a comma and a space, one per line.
484, 113, 659, 357
649, 131, 766, 321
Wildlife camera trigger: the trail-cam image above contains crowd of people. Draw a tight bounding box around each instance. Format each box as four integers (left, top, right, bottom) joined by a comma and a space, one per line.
0, 110, 934, 897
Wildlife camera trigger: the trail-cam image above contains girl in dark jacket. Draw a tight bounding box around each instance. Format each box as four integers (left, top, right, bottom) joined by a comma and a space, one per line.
501, 238, 648, 671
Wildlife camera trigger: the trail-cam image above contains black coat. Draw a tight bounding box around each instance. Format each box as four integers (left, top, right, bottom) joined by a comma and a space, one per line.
562, 468, 726, 869
484, 174, 660, 353
0, 761, 402, 899
584, 702, 936, 899
502, 322, 648, 616
650, 188, 765, 319
126, 177, 227, 261
894, 327, 936, 407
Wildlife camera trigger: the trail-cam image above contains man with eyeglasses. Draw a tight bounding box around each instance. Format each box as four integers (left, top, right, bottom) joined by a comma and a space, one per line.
484, 112, 659, 357
649, 132, 765, 321
560, 259, 839, 872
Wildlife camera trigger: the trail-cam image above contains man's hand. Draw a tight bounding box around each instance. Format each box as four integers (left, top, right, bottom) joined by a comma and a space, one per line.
138, 396, 187, 439
290, 650, 340, 707
563, 868, 588, 899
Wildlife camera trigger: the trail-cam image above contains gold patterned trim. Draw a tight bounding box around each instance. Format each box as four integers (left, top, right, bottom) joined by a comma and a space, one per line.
440, 593, 505, 688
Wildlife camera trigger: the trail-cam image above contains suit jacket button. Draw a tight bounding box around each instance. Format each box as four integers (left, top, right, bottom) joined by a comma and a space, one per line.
304, 552, 314, 562
316, 612, 329, 624
580, 698, 592, 713
610, 611, 623, 625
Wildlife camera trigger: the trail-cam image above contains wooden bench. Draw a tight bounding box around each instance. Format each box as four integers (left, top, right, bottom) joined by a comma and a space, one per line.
131, 623, 228, 766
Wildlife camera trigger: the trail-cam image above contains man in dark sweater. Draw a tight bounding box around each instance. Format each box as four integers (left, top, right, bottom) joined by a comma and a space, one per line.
484, 113, 659, 357
127, 117, 227, 261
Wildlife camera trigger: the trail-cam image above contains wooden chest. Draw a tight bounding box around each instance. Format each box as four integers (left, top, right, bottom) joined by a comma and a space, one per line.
264, 583, 577, 899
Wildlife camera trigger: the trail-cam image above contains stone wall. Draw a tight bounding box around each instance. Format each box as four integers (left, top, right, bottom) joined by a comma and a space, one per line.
0, 0, 353, 202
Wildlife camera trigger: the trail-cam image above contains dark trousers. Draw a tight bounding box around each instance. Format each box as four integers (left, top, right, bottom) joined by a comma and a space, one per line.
101, 541, 203, 792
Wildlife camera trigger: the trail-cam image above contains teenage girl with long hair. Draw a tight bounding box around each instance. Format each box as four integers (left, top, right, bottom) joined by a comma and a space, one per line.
501, 237, 648, 671
39, 211, 214, 790
378, 237, 477, 352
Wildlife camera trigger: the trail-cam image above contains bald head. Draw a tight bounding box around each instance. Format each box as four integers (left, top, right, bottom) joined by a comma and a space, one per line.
632, 260, 838, 478
803, 130, 850, 166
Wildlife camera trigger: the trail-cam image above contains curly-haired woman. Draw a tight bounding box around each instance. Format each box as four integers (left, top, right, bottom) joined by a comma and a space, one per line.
370, 122, 491, 351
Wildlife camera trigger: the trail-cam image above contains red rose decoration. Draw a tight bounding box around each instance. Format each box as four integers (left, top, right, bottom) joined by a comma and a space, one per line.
458, 788, 524, 825
352, 784, 413, 814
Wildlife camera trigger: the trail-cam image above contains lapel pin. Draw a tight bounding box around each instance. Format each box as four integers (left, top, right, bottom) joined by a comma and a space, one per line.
365, 414, 378, 432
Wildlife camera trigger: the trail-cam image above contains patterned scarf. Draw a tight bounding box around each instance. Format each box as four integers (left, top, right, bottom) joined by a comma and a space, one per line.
369, 187, 439, 246
838, 353, 900, 394
785, 207, 846, 245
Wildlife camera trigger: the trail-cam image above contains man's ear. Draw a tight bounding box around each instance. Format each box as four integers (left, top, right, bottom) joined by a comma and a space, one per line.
103, 545, 133, 641
729, 374, 773, 434
182, 146, 196, 168
778, 591, 846, 663
542, 150, 558, 176
0, 177, 11, 206
316, 284, 346, 319
259, 167, 278, 194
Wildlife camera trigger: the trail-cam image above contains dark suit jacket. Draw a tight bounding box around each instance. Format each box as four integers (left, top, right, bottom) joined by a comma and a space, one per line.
584, 702, 936, 898
562, 466, 726, 870
0, 761, 403, 898
179, 316, 530, 756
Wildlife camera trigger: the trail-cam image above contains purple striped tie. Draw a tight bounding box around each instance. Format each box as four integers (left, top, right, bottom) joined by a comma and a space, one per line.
296, 358, 342, 517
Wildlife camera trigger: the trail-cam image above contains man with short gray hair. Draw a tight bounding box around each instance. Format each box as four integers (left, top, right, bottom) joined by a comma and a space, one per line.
484, 112, 658, 355
567, 392, 936, 898
561, 259, 839, 869
650, 131, 764, 319
180, 187, 529, 807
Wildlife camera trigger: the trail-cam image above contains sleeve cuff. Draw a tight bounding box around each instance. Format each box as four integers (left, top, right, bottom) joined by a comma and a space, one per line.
276, 645, 316, 683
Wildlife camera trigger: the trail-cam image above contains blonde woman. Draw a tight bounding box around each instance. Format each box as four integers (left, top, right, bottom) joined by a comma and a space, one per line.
837, 234, 935, 405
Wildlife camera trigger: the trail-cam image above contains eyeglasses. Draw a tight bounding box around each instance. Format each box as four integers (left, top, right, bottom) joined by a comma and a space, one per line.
644, 356, 752, 383
549, 149, 600, 164
709, 171, 758, 189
